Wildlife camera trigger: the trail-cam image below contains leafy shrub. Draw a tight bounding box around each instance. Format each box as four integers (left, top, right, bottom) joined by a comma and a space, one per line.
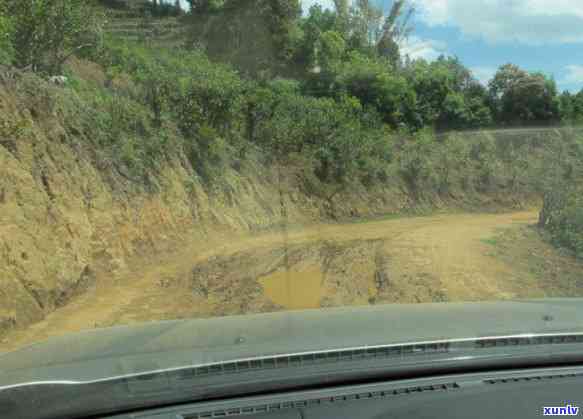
184, 124, 233, 184
175, 62, 244, 136
5, 0, 105, 74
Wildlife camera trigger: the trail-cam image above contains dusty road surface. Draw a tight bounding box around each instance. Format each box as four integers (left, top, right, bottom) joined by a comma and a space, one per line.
1, 210, 563, 353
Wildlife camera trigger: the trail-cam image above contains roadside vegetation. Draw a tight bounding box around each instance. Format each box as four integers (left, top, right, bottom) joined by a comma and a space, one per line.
1, 0, 583, 255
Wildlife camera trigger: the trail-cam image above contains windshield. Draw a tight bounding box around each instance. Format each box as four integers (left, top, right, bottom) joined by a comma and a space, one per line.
1, 0, 583, 390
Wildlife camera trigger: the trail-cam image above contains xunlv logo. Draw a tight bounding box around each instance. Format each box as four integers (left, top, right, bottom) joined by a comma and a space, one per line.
543, 405, 580, 416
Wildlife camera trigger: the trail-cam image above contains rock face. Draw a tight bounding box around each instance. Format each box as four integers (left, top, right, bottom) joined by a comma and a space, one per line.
0, 73, 413, 336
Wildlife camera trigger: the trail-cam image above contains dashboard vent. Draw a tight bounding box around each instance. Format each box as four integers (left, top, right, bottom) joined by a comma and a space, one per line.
173, 333, 583, 386
176, 342, 450, 381
181, 382, 459, 418
484, 372, 583, 385
474, 334, 583, 349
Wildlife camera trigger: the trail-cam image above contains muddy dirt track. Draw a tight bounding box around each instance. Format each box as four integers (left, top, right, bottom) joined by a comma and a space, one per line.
0, 210, 558, 352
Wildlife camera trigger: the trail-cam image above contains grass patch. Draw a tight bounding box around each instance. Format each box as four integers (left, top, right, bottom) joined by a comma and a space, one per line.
481, 237, 499, 246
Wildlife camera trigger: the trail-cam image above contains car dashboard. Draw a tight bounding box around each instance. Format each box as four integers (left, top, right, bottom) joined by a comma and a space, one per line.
107, 365, 583, 419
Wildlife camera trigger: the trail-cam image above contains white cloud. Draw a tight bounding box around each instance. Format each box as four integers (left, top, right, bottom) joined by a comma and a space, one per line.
470, 66, 497, 85
415, 0, 583, 44
400, 36, 447, 61
562, 65, 583, 85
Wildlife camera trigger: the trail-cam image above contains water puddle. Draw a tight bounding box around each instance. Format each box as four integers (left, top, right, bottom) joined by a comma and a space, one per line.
258, 268, 323, 309
189, 239, 389, 315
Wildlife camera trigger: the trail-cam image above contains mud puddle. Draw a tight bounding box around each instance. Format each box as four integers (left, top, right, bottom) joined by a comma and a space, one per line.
190, 239, 390, 314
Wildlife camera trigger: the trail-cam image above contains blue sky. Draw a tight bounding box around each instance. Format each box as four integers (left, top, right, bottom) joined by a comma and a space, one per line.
302, 0, 583, 92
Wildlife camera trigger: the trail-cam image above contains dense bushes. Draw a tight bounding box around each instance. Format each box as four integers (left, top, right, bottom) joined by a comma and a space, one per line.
73, 38, 572, 201
92, 40, 393, 186
547, 195, 583, 259
534, 132, 583, 258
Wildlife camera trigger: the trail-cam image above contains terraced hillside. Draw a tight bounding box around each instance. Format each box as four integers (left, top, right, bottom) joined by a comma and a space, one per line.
102, 0, 188, 47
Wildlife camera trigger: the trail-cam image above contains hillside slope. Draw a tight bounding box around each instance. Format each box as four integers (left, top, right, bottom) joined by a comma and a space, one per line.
102, 0, 188, 47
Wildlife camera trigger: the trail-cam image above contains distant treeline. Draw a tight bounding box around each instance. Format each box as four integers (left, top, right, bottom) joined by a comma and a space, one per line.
183, 0, 583, 131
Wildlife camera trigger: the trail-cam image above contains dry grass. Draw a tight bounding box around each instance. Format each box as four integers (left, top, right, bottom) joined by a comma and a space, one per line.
485, 225, 583, 297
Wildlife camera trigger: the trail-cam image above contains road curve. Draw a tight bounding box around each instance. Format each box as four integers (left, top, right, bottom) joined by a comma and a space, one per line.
0, 210, 540, 353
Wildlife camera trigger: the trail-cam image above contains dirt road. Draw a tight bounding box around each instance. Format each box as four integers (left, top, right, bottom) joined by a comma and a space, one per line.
0, 210, 552, 352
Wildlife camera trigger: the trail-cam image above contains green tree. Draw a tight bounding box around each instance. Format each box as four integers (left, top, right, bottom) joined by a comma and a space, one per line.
186, 0, 300, 75
334, 52, 417, 128
332, 0, 349, 34
489, 64, 561, 125
437, 92, 470, 130
436, 90, 492, 130
175, 59, 244, 137
376, 0, 414, 65
403, 57, 492, 130
435, 56, 472, 92
346, 0, 383, 53
466, 96, 493, 128
406, 59, 454, 127
319, 30, 346, 69
560, 91, 575, 123
0, 1, 13, 65
6, 0, 104, 74
572, 89, 583, 122
464, 81, 493, 128
267, 0, 302, 63
295, 5, 337, 74
135, 61, 174, 128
